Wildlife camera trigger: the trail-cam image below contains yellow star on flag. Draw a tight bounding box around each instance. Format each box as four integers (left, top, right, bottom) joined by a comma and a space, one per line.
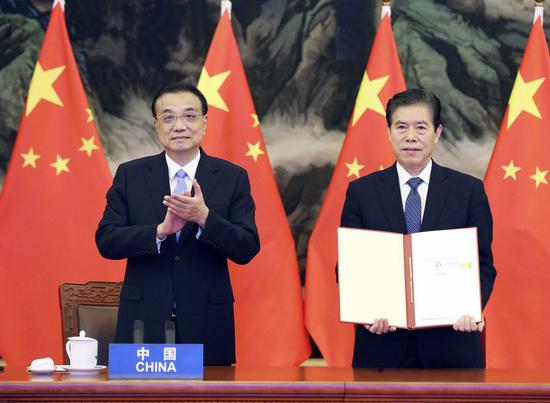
86, 108, 94, 122
197, 67, 231, 112
345, 157, 365, 178
251, 113, 259, 128
79, 136, 100, 157
530, 166, 548, 188
245, 141, 265, 162
351, 72, 389, 126
20, 147, 41, 168
25, 62, 65, 116
50, 154, 70, 175
379, 164, 385, 171
502, 160, 521, 180
507, 72, 545, 129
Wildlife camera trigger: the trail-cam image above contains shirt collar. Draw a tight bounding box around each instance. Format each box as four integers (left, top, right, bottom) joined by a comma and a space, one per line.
165, 151, 201, 181
396, 159, 432, 188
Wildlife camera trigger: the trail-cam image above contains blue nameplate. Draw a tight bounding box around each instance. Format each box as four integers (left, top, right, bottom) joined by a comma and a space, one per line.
108, 344, 203, 380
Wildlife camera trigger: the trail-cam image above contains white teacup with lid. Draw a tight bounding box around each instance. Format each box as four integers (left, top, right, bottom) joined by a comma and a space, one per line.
66, 330, 98, 368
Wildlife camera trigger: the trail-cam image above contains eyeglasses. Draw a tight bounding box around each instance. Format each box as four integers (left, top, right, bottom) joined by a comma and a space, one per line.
157, 111, 203, 126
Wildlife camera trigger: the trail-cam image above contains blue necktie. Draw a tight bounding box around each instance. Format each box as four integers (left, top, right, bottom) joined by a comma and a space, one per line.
405, 177, 423, 234
173, 169, 187, 242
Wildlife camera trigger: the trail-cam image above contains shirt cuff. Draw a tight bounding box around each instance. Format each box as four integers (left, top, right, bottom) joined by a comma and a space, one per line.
156, 236, 166, 253
196, 226, 203, 239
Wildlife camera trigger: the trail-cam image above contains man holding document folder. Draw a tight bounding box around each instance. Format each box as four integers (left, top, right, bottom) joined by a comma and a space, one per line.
340, 88, 496, 368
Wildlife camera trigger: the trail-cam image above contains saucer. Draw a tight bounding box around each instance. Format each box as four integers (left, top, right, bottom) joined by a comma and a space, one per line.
27, 366, 55, 374
61, 365, 106, 374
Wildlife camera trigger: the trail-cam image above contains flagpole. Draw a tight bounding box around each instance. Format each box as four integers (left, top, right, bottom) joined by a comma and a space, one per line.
534, 0, 544, 24
221, 0, 232, 18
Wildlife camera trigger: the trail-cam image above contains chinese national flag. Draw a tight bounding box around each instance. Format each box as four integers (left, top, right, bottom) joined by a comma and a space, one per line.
304, 8, 406, 367
0, 0, 124, 367
197, 10, 310, 366
484, 11, 550, 369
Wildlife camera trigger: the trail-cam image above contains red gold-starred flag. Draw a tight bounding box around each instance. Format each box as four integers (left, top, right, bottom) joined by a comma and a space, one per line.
304, 6, 406, 366
198, 10, 310, 366
484, 8, 550, 369
0, 1, 124, 367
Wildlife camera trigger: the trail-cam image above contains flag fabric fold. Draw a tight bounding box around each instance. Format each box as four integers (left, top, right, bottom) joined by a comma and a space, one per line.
0, 1, 124, 367
304, 10, 406, 367
484, 11, 550, 369
197, 10, 311, 366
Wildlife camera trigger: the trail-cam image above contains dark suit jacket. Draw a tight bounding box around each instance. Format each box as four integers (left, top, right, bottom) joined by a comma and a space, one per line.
341, 161, 496, 368
96, 150, 260, 365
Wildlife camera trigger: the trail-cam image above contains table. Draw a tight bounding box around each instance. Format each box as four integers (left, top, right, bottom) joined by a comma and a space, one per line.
2, 366, 550, 401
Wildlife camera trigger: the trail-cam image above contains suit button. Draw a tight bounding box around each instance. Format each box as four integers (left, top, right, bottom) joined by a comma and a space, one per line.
174, 256, 181, 262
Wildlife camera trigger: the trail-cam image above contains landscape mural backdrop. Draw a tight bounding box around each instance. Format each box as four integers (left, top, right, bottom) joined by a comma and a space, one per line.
1, 0, 548, 279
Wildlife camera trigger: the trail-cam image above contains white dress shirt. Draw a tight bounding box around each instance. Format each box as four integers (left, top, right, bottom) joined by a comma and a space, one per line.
156, 152, 201, 252
165, 152, 200, 194
396, 159, 432, 221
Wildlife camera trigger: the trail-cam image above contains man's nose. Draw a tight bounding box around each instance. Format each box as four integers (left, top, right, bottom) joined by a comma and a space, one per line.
404, 128, 417, 140
173, 116, 187, 130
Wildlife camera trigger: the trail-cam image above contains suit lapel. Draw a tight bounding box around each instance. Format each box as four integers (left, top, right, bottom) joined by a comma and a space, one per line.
176, 149, 221, 249
421, 161, 451, 231
192, 150, 220, 206
377, 164, 407, 233
143, 152, 179, 251
143, 152, 171, 222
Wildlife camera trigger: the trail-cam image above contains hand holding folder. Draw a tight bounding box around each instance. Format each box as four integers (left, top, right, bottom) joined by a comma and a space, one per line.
363, 314, 484, 334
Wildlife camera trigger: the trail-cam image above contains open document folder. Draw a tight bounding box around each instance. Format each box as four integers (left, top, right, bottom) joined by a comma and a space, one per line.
337, 227, 482, 329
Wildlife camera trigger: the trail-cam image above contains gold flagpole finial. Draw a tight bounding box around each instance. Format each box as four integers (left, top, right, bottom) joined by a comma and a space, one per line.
382, 0, 391, 5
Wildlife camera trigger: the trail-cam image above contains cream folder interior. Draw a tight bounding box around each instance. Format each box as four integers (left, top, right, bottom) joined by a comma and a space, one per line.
338, 227, 408, 328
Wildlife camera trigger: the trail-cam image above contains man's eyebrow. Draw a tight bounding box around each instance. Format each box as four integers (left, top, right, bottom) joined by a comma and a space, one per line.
159, 106, 200, 113
393, 119, 429, 125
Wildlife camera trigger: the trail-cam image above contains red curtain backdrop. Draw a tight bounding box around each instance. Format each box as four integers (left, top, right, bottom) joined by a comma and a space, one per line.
197, 11, 311, 366
0, 2, 124, 367
484, 15, 550, 369
304, 12, 406, 367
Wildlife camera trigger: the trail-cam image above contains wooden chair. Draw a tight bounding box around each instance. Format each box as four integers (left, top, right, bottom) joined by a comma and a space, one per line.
59, 281, 122, 365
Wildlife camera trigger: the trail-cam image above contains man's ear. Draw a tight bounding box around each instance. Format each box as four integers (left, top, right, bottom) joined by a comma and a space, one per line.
435, 124, 443, 142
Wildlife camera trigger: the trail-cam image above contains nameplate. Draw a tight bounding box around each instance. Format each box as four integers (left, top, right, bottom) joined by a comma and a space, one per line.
108, 344, 203, 380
